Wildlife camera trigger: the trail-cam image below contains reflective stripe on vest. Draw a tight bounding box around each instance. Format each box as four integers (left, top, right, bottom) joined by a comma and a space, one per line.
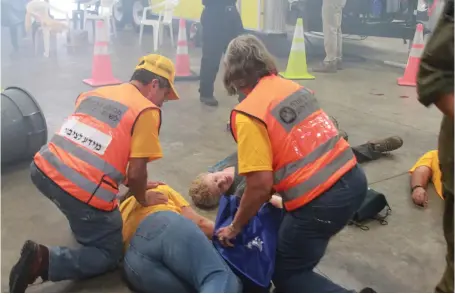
273, 135, 341, 184
51, 135, 124, 183
39, 145, 117, 203
75, 96, 129, 128
279, 147, 354, 202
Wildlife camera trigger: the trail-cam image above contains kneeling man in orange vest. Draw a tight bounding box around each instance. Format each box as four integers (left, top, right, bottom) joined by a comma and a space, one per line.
217, 35, 372, 292
9, 54, 179, 293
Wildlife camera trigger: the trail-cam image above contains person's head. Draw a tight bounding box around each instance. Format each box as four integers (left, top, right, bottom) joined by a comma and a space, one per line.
188, 171, 235, 210
223, 34, 278, 96
130, 54, 179, 107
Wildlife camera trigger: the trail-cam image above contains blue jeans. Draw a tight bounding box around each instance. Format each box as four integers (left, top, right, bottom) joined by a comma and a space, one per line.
123, 211, 241, 293
30, 162, 123, 281
273, 164, 368, 293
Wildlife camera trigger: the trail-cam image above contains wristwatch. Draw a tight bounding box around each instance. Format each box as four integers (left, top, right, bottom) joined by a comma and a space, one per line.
411, 185, 424, 192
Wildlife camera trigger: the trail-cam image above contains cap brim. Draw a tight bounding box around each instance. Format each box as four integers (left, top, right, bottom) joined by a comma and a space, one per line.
167, 82, 179, 100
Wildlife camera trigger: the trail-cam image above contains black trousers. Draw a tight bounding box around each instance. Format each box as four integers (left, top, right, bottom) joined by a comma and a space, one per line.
199, 5, 244, 97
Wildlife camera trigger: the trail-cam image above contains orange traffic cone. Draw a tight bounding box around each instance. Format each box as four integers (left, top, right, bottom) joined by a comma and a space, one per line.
83, 20, 121, 87
175, 19, 199, 81
397, 23, 424, 87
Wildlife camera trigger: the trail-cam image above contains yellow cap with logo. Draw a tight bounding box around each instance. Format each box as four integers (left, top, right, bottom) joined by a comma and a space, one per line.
135, 54, 179, 100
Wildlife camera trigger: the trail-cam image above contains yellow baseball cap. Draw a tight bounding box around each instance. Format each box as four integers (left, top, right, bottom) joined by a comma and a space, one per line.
135, 54, 179, 100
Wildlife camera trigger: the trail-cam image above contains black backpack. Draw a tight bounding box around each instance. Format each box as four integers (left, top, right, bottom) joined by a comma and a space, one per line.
349, 188, 391, 231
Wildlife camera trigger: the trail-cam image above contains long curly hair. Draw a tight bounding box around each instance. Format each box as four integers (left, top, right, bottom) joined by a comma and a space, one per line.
223, 34, 278, 95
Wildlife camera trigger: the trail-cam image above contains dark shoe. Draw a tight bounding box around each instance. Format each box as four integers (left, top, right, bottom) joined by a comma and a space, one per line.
336, 60, 343, 70
312, 62, 337, 73
360, 287, 376, 293
200, 96, 219, 107
368, 136, 404, 153
9, 240, 49, 293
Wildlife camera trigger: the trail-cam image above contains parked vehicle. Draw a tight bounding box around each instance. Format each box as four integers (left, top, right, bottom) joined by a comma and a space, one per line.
113, 0, 420, 42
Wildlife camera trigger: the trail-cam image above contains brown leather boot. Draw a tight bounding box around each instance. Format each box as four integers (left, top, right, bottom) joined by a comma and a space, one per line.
368, 136, 404, 153
9, 240, 49, 293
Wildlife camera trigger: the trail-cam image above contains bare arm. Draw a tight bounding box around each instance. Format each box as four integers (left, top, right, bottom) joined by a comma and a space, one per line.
434, 93, 454, 119
181, 206, 215, 239
232, 171, 274, 230
410, 166, 432, 207
127, 158, 148, 206
410, 166, 432, 189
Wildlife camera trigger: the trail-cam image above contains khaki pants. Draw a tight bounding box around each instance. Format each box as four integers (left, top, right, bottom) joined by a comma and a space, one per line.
322, 0, 346, 63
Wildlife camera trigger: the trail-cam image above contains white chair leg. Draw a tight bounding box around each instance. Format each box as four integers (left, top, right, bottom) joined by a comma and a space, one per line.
34, 29, 41, 56
158, 24, 164, 46
43, 28, 50, 57
82, 13, 86, 30
169, 23, 174, 47
104, 18, 111, 41
153, 25, 159, 52
139, 23, 144, 45
111, 16, 117, 37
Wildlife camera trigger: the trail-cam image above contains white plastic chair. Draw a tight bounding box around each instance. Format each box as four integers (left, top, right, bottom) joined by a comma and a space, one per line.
138, 0, 178, 51
83, 0, 117, 38
26, 0, 70, 57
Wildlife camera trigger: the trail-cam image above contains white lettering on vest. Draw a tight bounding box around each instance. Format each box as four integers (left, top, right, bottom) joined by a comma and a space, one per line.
59, 119, 112, 155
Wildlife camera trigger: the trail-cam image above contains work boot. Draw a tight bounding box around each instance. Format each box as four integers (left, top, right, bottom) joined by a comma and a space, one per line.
9, 240, 49, 293
200, 96, 219, 107
312, 61, 337, 73
368, 136, 403, 153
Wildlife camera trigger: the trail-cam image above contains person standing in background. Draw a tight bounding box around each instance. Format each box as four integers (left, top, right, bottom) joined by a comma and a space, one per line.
417, 0, 453, 292
313, 0, 346, 73
199, 0, 243, 107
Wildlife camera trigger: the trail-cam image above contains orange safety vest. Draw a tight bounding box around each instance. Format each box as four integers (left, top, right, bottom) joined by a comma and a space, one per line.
230, 75, 357, 211
34, 83, 161, 211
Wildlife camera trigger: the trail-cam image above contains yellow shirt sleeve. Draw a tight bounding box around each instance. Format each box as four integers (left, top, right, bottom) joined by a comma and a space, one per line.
409, 151, 435, 172
235, 113, 273, 175
409, 150, 443, 198
130, 109, 163, 161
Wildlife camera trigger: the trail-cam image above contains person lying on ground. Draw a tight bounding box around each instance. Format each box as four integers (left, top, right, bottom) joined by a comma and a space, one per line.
409, 150, 443, 207
189, 136, 402, 211
329, 116, 403, 164
118, 184, 241, 293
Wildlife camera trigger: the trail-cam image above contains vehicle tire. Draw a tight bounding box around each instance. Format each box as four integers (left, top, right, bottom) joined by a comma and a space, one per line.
131, 0, 147, 32
113, 0, 147, 31
113, 0, 127, 30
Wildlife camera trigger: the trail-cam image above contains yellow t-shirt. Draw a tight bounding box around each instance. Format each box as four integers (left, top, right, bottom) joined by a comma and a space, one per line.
120, 184, 190, 248
235, 113, 273, 174
130, 109, 163, 161
409, 150, 443, 198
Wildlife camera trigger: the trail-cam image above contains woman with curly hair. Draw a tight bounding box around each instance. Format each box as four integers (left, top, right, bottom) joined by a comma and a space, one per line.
215, 34, 371, 293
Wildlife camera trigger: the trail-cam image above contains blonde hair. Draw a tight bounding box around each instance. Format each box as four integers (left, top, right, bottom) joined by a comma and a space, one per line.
223, 34, 278, 95
188, 173, 220, 210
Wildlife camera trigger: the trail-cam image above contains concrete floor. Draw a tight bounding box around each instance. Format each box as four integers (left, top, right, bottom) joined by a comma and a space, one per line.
1, 27, 446, 293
